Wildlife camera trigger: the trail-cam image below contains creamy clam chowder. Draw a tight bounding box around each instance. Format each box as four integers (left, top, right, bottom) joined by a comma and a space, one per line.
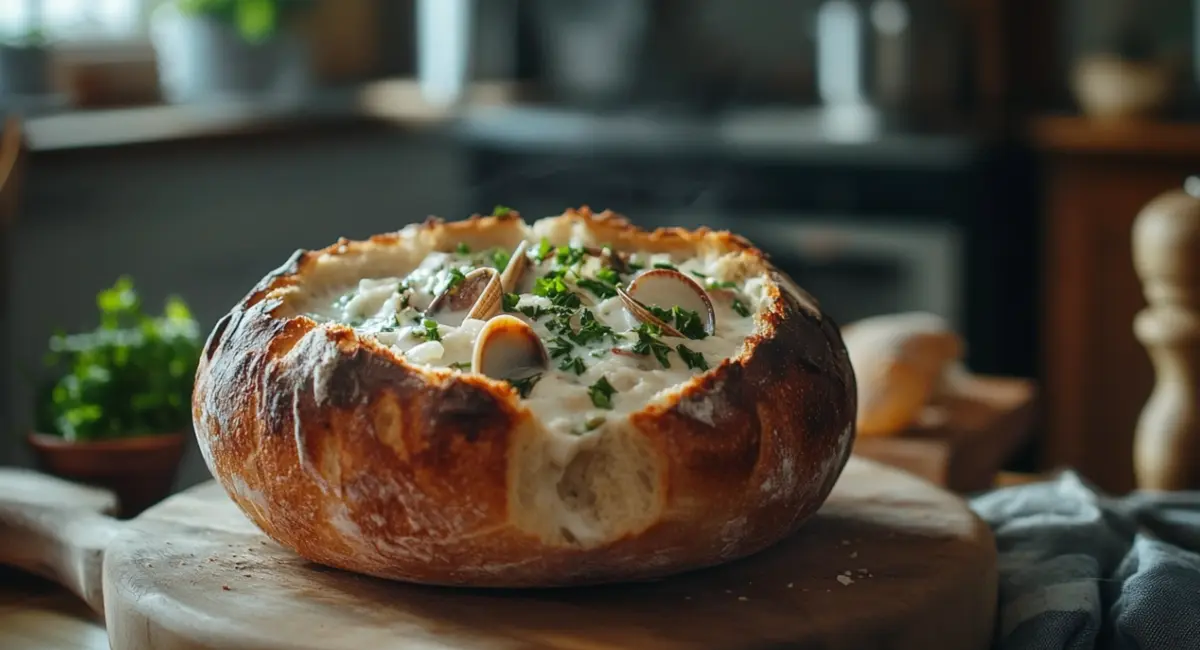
305, 239, 766, 436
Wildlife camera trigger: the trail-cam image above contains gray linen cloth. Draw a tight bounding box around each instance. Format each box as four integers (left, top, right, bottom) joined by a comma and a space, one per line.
970, 473, 1200, 650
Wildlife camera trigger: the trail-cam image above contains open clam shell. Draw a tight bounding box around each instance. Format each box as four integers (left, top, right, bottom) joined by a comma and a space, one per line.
472, 314, 549, 382
619, 268, 716, 338
427, 267, 502, 326
499, 240, 531, 294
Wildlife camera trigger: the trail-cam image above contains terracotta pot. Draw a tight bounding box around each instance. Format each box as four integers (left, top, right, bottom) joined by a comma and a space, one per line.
26, 432, 188, 518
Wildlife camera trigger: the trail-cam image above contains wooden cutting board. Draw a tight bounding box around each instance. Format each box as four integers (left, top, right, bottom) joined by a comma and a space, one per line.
0, 457, 998, 650
853, 375, 1038, 492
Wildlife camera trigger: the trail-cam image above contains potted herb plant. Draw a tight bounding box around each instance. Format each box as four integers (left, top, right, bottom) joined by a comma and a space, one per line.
28, 277, 204, 517
150, 0, 316, 103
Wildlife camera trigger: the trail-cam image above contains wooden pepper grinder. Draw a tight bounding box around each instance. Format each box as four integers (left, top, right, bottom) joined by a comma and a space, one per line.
1132, 177, 1200, 490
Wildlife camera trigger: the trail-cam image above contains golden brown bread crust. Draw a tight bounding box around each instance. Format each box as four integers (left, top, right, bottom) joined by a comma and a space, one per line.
192, 207, 857, 587
842, 313, 964, 437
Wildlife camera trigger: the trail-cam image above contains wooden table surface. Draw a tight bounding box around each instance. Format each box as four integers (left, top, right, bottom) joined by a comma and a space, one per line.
0, 569, 107, 650
0, 473, 1044, 650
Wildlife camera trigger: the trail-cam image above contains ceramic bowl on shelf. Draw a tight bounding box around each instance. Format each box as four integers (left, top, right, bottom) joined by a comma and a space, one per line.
1070, 54, 1178, 121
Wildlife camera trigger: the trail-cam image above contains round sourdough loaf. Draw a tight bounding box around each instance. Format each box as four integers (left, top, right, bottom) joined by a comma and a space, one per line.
192, 208, 857, 587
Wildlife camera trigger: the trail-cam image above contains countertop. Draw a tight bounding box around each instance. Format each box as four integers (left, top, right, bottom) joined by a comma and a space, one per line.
15, 78, 530, 153
12, 79, 990, 168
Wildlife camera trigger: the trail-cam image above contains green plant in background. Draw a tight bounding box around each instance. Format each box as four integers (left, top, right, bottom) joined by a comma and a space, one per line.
174, 0, 315, 43
0, 27, 47, 48
35, 277, 204, 442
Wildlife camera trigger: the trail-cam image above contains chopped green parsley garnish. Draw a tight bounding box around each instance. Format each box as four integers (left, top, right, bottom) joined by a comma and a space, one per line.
554, 245, 586, 267
490, 248, 511, 270
532, 274, 582, 309
707, 279, 737, 290
571, 310, 618, 346
548, 336, 574, 359
509, 373, 541, 398
677, 345, 708, 371
631, 323, 673, 368
450, 361, 471, 370
596, 266, 621, 285
647, 305, 672, 321
577, 277, 617, 299
535, 238, 553, 263
440, 267, 467, 294
455, 242, 470, 255
653, 262, 678, 271
558, 356, 586, 375
588, 376, 617, 409
732, 298, 751, 318
492, 205, 513, 217
645, 305, 708, 340
584, 416, 606, 431
502, 293, 520, 312
420, 319, 442, 342
519, 304, 549, 320
672, 307, 708, 340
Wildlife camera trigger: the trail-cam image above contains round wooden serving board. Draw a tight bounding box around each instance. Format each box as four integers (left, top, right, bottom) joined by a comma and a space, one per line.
0, 457, 997, 650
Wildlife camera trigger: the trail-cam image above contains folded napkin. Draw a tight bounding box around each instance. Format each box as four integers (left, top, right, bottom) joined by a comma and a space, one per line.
971, 473, 1200, 650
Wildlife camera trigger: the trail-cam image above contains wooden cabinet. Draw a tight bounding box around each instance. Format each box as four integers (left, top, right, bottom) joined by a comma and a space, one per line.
1035, 117, 1200, 492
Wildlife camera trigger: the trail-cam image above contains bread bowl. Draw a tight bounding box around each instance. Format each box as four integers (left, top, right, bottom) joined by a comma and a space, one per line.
192, 207, 857, 587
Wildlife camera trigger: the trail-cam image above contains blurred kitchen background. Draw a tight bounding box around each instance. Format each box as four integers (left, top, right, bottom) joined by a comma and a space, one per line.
0, 0, 1192, 495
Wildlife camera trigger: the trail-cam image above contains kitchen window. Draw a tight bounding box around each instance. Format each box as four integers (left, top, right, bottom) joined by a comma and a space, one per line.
0, 0, 151, 43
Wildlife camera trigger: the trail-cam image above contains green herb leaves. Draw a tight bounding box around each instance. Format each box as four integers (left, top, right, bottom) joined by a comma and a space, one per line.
631, 323, 673, 368
490, 248, 511, 270
548, 336, 574, 359
732, 298, 751, 318
440, 267, 467, 295
596, 267, 620, 285
645, 305, 708, 340
624, 322, 710, 371
519, 304, 549, 320
502, 293, 520, 312
545, 309, 616, 375
558, 356, 586, 375
532, 273, 582, 310
588, 376, 617, 409
672, 308, 708, 339
577, 277, 617, 299
40, 276, 203, 441
420, 319, 442, 342
509, 374, 541, 398
554, 245, 586, 267
677, 345, 708, 370
535, 238, 553, 263
573, 310, 618, 346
